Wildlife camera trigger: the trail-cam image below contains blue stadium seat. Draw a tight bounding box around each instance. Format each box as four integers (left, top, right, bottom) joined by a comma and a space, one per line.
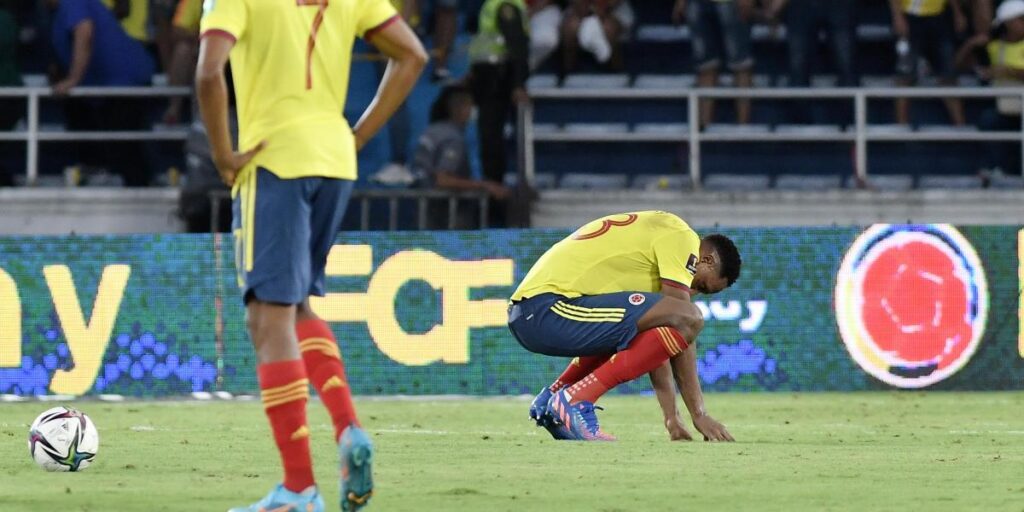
703, 174, 771, 191
774, 124, 843, 135
856, 24, 893, 41
989, 174, 1024, 189
632, 174, 693, 191
504, 172, 559, 190
918, 175, 984, 189
775, 174, 842, 191
559, 173, 629, 190
563, 123, 630, 135
845, 174, 915, 192
527, 74, 559, 90
635, 25, 689, 43
633, 74, 695, 89
634, 123, 689, 135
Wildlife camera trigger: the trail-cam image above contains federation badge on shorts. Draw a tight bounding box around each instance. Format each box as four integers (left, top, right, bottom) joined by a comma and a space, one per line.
628, 293, 646, 306
834, 224, 989, 389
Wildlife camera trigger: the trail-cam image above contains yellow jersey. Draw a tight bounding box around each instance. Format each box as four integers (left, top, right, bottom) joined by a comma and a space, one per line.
200, 0, 398, 184
102, 0, 149, 41
988, 39, 1024, 71
511, 211, 701, 301
173, 0, 202, 33
901, 0, 946, 16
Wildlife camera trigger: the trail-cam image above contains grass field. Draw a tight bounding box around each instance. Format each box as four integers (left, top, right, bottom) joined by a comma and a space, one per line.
1, 392, 1022, 512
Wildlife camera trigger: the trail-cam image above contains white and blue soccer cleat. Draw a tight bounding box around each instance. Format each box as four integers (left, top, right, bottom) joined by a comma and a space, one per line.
227, 483, 324, 512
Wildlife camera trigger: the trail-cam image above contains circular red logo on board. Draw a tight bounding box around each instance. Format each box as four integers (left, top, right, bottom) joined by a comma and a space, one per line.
835, 224, 989, 388
629, 293, 646, 306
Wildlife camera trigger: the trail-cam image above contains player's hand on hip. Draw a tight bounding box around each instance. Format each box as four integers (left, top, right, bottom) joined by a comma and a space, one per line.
692, 414, 735, 442
213, 140, 266, 187
665, 414, 693, 441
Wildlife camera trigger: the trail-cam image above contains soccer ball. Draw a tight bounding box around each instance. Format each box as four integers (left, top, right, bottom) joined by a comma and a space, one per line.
28, 406, 99, 472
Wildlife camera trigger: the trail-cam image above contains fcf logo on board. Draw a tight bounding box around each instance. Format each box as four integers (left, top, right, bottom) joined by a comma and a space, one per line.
835, 224, 989, 388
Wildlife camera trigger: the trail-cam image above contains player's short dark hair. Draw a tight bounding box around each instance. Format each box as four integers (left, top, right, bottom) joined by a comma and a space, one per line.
703, 234, 741, 287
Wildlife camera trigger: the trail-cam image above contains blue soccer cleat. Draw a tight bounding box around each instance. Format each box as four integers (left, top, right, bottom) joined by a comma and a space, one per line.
227, 483, 324, 512
529, 387, 573, 440
339, 426, 374, 512
547, 389, 616, 441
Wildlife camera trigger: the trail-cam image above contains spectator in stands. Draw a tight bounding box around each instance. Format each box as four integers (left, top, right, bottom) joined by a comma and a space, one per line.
967, 0, 1024, 175
674, 0, 754, 125
160, 0, 200, 125
766, 0, 857, 88
431, 0, 458, 81
48, 0, 156, 186
413, 84, 509, 228
101, 0, 148, 44
561, 0, 634, 73
529, 0, 564, 70
372, 0, 418, 183
890, 0, 968, 125
0, 0, 22, 186
468, 0, 528, 219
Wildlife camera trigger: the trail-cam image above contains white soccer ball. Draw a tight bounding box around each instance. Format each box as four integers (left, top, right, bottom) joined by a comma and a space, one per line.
28, 406, 99, 472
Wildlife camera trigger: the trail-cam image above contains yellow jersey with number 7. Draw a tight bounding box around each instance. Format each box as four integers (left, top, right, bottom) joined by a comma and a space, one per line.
200, 0, 398, 183
511, 211, 701, 301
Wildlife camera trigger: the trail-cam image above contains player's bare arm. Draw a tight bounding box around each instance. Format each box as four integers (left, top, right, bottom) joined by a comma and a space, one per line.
649, 361, 693, 441
353, 19, 428, 150
195, 35, 264, 186
670, 343, 735, 442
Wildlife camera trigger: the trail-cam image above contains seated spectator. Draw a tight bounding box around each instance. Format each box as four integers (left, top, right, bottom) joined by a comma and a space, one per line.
412, 85, 508, 229
674, 0, 754, 125
561, 0, 634, 73
890, 0, 968, 125
529, 0, 564, 70
48, 0, 155, 186
0, 0, 22, 187
766, 0, 857, 88
162, 0, 200, 124
967, 0, 1024, 175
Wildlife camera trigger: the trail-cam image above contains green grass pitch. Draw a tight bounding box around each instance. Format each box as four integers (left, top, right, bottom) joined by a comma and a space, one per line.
2, 392, 1022, 511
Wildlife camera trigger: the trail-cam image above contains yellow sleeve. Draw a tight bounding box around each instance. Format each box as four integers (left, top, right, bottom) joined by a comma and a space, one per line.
652, 229, 701, 290
357, 0, 399, 39
200, 0, 247, 40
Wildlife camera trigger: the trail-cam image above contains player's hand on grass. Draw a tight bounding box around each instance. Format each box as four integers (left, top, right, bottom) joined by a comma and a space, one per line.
692, 414, 734, 442
213, 141, 266, 186
665, 415, 693, 441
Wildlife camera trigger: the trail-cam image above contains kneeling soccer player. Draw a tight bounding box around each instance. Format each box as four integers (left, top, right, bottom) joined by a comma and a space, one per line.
507, 211, 739, 441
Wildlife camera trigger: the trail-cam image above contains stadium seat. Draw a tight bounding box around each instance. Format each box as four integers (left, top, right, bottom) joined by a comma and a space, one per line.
844, 174, 915, 192
775, 174, 842, 191
861, 76, 897, 88
533, 123, 561, 135
856, 24, 893, 41
504, 172, 559, 190
916, 124, 979, 133
633, 74, 696, 89
989, 174, 1024, 189
918, 175, 984, 189
774, 124, 843, 135
705, 124, 772, 135
703, 173, 771, 191
634, 123, 689, 134
562, 74, 631, 89
527, 74, 559, 90
632, 173, 693, 191
635, 25, 689, 43
559, 173, 629, 190
867, 124, 912, 135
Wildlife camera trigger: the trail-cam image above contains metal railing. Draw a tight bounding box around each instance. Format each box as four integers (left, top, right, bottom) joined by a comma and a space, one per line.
0, 86, 192, 185
519, 86, 1024, 187
209, 188, 491, 233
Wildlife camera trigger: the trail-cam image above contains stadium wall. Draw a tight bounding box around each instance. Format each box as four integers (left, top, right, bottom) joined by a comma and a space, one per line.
0, 225, 1021, 398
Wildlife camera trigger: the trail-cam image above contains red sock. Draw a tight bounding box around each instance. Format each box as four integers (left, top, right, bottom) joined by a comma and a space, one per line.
297, 318, 359, 441
567, 327, 687, 404
550, 355, 612, 391
257, 360, 314, 493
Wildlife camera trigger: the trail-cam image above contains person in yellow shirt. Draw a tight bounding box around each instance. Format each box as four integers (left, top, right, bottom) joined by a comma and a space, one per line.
890, 0, 968, 125
508, 211, 740, 442
195, 0, 427, 509
101, 0, 148, 41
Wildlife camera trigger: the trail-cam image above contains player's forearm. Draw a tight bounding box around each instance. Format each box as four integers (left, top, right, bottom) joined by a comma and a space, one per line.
649, 362, 679, 420
195, 68, 234, 163
672, 346, 708, 419
354, 55, 426, 149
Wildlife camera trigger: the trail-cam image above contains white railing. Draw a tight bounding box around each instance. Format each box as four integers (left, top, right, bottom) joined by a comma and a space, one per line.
519, 87, 1024, 188
0, 86, 192, 185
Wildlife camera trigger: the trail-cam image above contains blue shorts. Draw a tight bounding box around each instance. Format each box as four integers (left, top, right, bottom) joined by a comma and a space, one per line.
507, 292, 660, 357
232, 167, 353, 305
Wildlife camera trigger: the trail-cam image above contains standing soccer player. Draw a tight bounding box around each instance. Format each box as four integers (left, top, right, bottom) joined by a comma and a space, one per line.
196, 0, 426, 510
